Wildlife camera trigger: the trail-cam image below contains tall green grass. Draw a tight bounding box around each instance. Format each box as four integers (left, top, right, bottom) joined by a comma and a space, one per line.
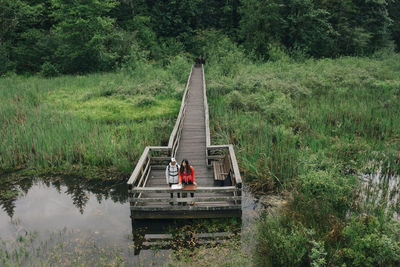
207, 54, 400, 191
0, 57, 191, 178
205, 41, 400, 265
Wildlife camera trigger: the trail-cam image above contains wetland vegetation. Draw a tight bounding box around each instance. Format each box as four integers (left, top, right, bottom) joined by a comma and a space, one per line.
205, 40, 400, 266
0, 57, 190, 179
1, 0, 400, 266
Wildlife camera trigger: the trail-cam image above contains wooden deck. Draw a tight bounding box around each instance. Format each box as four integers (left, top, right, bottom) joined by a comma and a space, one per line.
128, 65, 242, 219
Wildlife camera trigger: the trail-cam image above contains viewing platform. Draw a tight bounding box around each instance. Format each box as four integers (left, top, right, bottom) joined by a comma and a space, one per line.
127, 65, 242, 219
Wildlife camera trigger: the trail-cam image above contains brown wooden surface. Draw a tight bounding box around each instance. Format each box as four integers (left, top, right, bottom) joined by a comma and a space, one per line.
130, 65, 241, 219
145, 66, 214, 191
182, 184, 197, 190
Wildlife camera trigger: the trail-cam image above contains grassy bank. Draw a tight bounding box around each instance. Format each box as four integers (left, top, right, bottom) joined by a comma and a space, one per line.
0, 56, 191, 179
206, 47, 400, 266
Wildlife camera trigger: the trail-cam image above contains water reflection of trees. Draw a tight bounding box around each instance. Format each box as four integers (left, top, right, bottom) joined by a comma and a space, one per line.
0, 176, 128, 217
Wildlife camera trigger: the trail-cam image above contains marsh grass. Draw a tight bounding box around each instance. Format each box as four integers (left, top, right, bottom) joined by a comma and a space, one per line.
205, 48, 400, 265
0, 59, 190, 178
207, 54, 400, 192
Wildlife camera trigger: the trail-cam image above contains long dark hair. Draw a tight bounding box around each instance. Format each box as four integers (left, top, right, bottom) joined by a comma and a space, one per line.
180, 159, 191, 175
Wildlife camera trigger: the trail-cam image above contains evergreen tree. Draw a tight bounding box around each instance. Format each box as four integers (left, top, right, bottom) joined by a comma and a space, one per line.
389, 0, 400, 51
51, 0, 119, 73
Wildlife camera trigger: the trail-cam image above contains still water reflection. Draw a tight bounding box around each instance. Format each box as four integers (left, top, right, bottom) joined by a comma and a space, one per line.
0, 176, 258, 265
0, 176, 130, 241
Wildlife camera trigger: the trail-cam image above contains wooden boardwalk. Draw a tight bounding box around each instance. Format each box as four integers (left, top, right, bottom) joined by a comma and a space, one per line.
128, 65, 242, 219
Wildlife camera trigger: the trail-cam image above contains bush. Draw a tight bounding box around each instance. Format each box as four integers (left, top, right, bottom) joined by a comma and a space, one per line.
339, 216, 400, 267
40, 62, 59, 77
291, 170, 354, 229
166, 54, 191, 84
255, 215, 313, 266
194, 30, 248, 77
259, 91, 296, 124
227, 90, 246, 110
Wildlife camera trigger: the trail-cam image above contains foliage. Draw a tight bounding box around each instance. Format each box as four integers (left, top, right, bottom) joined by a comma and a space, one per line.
339, 215, 400, 266
291, 169, 355, 231
255, 215, 313, 266
40, 62, 59, 77
1, 0, 400, 75
239, 0, 394, 58
193, 30, 248, 77
51, 0, 119, 74
206, 52, 400, 265
0, 60, 190, 177
389, 0, 400, 52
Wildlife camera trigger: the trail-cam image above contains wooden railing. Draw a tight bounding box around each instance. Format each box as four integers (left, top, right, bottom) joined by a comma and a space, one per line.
130, 186, 241, 209
128, 64, 242, 209
206, 145, 243, 187
127, 65, 194, 189
168, 64, 193, 157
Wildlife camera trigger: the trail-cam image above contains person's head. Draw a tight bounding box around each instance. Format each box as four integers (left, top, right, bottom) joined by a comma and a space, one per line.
180, 159, 191, 174
171, 158, 176, 166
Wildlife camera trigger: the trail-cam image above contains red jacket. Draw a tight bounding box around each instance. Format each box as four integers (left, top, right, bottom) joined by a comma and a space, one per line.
179, 166, 195, 184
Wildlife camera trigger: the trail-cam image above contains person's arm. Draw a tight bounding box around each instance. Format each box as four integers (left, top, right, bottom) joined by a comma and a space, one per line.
191, 166, 196, 184
178, 169, 182, 184
165, 166, 169, 184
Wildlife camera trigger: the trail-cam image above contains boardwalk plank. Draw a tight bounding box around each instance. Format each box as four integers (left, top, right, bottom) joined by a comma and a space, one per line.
130, 66, 241, 219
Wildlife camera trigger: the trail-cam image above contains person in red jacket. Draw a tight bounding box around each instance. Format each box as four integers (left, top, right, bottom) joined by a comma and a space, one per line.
178, 159, 196, 205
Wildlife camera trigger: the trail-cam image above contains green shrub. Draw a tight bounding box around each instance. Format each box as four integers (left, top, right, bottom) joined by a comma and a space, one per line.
166, 54, 191, 84
309, 241, 327, 267
255, 215, 313, 267
259, 91, 296, 124
227, 90, 246, 110
339, 216, 400, 267
40, 62, 59, 77
291, 170, 355, 230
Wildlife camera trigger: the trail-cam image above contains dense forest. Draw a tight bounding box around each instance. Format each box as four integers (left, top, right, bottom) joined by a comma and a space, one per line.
1, 0, 400, 75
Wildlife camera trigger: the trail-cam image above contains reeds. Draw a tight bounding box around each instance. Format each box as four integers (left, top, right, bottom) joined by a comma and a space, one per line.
207, 54, 400, 192
0, 59, 191, 177
206, 51, 400, 265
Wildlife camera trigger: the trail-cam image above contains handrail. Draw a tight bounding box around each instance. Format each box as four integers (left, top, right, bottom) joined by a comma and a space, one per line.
131, 196, 242, 203
168, 65, 194, 156
131, 186, 239, 193
228, 145, 242, 185
128, 65, 194, 186
127, 147, 150, 186
207, 145, 242, 186
202, 64, 211, 147
128, 64, 242, 191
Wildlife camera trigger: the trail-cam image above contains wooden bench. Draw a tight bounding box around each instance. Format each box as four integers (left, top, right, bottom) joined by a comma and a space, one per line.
212, 153, 231, 182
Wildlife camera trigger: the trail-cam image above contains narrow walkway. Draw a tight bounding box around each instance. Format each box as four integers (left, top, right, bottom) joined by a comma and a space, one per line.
145, 66, 214, 193
174, 67, 214, 186
129, 64, 241, 217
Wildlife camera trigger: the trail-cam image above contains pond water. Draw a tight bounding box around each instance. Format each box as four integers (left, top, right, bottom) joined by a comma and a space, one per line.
358, 171, 400, 219
0, 176, 264, 265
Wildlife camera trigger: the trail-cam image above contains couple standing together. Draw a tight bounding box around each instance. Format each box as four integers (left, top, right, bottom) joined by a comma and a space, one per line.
165, 158, 196, 205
